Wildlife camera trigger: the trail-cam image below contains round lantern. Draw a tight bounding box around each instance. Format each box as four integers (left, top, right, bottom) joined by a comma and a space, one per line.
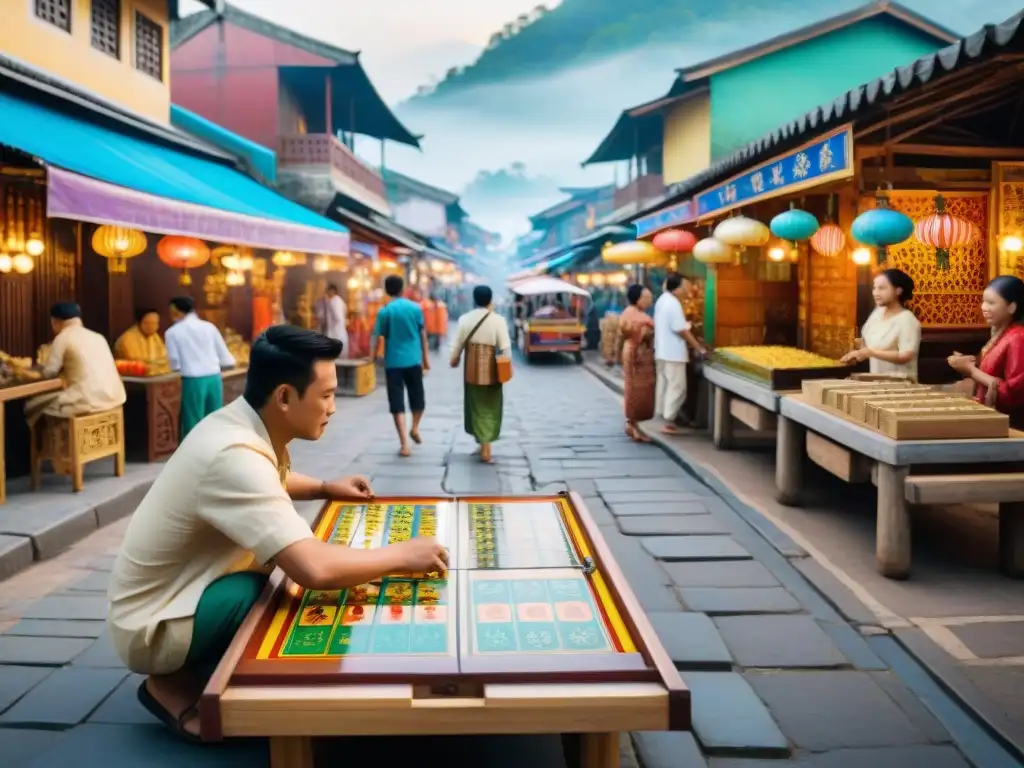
851, 191, 913, 266
810, 222, 846, 258
157, 236, 211, 286
652, 229, 697, 270
770, 205, 819, 244
914, 195, 975, 271
602, 240, 667, 267
692, 237, 733, 265
91, 225, 147, 273
714, 216, 770, 249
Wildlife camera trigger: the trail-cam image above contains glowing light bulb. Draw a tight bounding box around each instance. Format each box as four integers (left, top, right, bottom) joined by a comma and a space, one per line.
0, 253, 11, 274
12, 254, 34, 274
1000, 235, 1024, 253
851, 247, 872, 266
768, 247, 786, 262
25, 236, 44, 257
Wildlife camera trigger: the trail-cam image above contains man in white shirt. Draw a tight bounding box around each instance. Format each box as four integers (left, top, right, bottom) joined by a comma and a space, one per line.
316, 283, 349, 359
108, 325, 448, 742
653, 273, 707, 434
165, 296, 236, 438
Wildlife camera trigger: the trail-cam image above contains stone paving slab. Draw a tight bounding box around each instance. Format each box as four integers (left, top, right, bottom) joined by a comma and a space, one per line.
665, 561, 781, 589
0, 535, 33, 581
715, 616, 849, 669
642, 535, 752, 562
745, 671, 939, 751
0, 664, 53, 711
596, 477, 716, 494
58, 570, 112, 593
633, 731, 707, 768
608, 500, 726, 517
0, 727, 69, 767
87, 673, 154, 725
578, 496, 616, 526
649, 612, 733, 670
682, 671, 789, 757
678, 587, 802, 615
706, 746, 971, 767
72, 632, 126, 668
0, 666, 128, 726
819, 623, 888, 671
600, 490, 718, 505
21, 594, 109, 621
619, 514, 731, 536
2, 618, 107, 638
949, 621, 1024, 659
0, 634, 92, 666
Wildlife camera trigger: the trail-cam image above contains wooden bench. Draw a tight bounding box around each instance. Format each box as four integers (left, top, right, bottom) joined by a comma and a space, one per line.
335, 359, 376, 397
30, 407, 125, 493
906, 473, 1024, 576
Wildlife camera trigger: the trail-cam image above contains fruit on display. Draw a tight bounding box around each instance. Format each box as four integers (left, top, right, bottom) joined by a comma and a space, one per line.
115, 359, 148, 377
716, 346, 841, 370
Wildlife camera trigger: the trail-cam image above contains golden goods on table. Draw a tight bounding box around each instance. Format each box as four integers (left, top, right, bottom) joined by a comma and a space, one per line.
0, 350, 41, 385
713, 346, 852, 390
801, 379, 1009, 440
223, 328, 250, 367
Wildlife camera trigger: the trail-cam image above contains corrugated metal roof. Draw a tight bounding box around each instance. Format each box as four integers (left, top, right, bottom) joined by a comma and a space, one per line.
648, 9, 1024, 212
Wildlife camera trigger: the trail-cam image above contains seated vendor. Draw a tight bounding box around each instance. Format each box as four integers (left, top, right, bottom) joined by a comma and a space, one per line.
25, 302, 126, 428
841, 268, 921, 379
114, 308, 167, 363
107, 325, 448, 743
947, 275, 1024, 427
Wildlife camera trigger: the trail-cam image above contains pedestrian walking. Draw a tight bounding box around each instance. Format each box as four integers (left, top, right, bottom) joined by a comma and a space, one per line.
370, 275, 430, 457
619, 284, 655, 442
165, 296, 236, 439
653, 273, 707, 434
450, 285, 512, 464
316, 283, 349, 359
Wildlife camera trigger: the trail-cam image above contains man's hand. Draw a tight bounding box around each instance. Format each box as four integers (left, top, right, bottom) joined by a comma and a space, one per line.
323, 475, 374, 499
389, 536, 449, 575
423, 361, 431, 375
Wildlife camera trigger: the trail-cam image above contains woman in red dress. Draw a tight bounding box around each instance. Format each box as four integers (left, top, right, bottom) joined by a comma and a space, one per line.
948, 275, 1024, 427
620, 284, 656, 442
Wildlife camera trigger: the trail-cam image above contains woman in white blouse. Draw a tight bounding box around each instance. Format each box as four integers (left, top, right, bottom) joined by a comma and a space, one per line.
841, 268, 921, 379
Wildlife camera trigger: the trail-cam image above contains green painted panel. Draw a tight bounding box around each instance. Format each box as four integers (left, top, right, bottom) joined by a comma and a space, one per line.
709, 17, 945, 161
705, 269, 717, 348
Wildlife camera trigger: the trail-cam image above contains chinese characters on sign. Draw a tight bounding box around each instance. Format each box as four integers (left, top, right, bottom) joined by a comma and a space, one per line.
694, 126, 852, 219
634, 200, 695, 239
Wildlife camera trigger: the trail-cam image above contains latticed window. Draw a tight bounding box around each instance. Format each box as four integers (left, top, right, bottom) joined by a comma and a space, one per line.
91, 0, 120, 58
34, 0, 71, 32
134, 11, 163, 81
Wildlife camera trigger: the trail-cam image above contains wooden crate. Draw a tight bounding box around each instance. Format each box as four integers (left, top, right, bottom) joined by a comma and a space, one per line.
336, 359, 376, 397
851, 392, 957, 424
802, 379, 871, 405
877, 405, 1009, 440
832, 385, 930, 413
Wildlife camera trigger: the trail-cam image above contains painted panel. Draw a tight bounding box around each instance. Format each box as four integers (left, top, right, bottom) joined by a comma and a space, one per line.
709, 17, 944, 160
1, 0, 171, 123
662, 92, 711, 186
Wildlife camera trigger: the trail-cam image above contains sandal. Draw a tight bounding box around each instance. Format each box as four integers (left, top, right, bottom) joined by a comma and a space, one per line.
136, 682, 202, 744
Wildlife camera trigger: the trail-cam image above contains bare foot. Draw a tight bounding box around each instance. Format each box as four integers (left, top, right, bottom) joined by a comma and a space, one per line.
480, 445, 493, 463
660, 424, 681, 435
633, 427, 652, 443
410, 430, 422, 444
399, 444, 411, 457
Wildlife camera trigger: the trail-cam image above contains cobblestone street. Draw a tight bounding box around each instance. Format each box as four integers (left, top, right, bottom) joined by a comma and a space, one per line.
0, 348, 1014, 766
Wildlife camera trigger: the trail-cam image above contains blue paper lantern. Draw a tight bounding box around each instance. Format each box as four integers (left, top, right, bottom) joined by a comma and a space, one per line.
851, 202, 914, 266
770, 207, 819, 243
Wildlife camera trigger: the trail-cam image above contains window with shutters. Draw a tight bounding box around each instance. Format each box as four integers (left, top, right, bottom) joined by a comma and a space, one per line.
134, 11, 163, 80
91, 0, 120, 58
34, 0, 72, 32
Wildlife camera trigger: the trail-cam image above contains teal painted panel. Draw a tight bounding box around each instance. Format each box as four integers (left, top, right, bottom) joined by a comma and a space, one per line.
709, 17, 945, 161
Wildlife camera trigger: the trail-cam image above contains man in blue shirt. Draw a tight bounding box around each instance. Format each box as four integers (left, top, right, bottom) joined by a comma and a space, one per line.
370, 275, 431, 456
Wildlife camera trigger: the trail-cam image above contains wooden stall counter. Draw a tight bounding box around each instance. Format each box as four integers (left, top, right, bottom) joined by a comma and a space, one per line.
121, 373, 182, 463
222, 368, 248, 405
1, 379, 64, 504
776, 391, 1024, 580
201, 493, 690, 767
335, 358, 376, 397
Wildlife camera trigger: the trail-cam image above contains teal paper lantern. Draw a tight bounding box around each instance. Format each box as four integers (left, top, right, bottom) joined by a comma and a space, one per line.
851, 195, 914, 266
770, 206, 819, 243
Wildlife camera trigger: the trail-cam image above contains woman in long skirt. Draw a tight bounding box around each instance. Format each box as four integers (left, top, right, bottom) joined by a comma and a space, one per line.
451, 285, 512, 463
619, 284, 655, 442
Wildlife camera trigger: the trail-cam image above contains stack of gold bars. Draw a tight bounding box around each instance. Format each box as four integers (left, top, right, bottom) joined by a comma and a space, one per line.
801, 379, 1010, 440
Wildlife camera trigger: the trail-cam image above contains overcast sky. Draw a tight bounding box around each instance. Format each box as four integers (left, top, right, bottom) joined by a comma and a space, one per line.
180, 0, 546, 102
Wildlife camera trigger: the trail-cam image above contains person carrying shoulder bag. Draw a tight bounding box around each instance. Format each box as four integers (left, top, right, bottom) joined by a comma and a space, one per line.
450, 285, 513, 463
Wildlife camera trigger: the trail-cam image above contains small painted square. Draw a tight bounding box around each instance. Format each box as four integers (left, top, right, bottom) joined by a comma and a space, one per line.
283, 626, 329, 655
345, 584, 380, 605
380, 604, 411, 625
555, 601, 593, 622
341, 605, 375, 626
306, 590, 342, 606
517, 602, 554, 622
410, 623, 448, 654
383, 581, 415, 605
415, 582, 445, 605
511, 579, 548, 603
477, 603, 512, 623
328, 625, 371, 655
476, 622, 517, 653
415, 605, 447, 624
299, 605, 337, 627
371, 624, 411, 654
473, 578, 510, 604
547, 578, 586, 601
557, 622, 609, 651
516, 622, 559, 652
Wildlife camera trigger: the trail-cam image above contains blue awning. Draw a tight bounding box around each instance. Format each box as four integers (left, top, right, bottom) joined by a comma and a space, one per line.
171, 104, 278, 184
0, 90, 349, 254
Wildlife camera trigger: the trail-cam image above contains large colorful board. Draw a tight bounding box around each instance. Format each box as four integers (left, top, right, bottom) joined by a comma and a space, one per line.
243, 495, 639, 678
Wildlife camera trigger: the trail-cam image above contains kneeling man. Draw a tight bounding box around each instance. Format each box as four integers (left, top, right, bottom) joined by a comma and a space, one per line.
108, 325, 447, 742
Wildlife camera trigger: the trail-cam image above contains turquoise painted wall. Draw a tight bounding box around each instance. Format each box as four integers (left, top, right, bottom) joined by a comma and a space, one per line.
709, 17, 945, 161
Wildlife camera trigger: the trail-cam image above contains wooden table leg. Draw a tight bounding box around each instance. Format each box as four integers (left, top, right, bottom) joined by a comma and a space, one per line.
775, 415, 804, 506
0, 401, 5, 505
712, 385, 733, 450
876, 463, 911, 580
270, 736, 314, 768
999, 501, 1024, 578
580, 732, 619, 768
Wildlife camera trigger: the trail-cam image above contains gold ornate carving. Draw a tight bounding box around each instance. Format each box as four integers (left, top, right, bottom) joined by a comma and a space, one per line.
76, 410, 123, 459
993, 162, 1024, 277
31, 407, 125, 492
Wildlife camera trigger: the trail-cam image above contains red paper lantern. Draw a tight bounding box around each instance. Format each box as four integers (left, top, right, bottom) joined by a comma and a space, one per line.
810, 223, 846, 258
157, 236, 211, 286
914, 195, 974, 271
652, 229, 697, 254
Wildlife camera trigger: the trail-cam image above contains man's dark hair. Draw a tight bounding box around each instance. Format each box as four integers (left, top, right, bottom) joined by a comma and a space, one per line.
384, 275, 404, 297
326, 283, 338, 293
50, 302, 81, 320
170, 296, 195, 314
136, 307, 159, 323
665, 273, 683, 293
244, 325, 342, 409
473, 285, 493, 308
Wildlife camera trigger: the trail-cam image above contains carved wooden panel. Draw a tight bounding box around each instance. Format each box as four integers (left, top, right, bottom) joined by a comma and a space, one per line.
992, 162, 1024, 278
149, 380, 181, 460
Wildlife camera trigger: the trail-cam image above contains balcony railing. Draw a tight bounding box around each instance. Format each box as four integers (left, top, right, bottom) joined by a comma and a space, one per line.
278, 133, 389, 215
613, 173, 664, 210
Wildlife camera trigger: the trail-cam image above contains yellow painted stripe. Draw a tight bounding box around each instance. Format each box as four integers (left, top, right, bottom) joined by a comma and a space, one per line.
257, 583, 298, 659
558, 499, 636, 653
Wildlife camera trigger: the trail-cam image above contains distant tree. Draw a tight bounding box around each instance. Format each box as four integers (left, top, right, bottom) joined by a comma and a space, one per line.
487, 32, 503, 48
